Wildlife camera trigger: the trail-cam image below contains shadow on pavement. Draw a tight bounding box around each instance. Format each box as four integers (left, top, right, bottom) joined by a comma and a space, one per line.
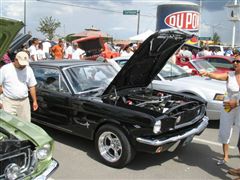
40, 125, 233, 179
207, 120, 220, 129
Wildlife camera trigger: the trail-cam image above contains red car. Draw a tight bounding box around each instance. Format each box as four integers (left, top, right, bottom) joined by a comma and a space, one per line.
195, 55, 235, 72
176, 56, 224, 75
72, 36, 120, 60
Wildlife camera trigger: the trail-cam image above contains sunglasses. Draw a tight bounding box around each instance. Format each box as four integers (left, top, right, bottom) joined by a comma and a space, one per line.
232, 60, 240, 64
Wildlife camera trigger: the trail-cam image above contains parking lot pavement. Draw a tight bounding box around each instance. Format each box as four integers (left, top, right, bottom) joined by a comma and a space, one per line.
43, 121, 240, 180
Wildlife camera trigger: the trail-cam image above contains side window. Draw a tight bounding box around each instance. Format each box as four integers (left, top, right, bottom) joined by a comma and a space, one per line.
32, 67, 69, 93
208, 58, 233, 69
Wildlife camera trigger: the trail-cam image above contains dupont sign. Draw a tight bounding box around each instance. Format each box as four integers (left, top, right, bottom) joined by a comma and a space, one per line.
164, 11, 199, 31
156, 2, 200, 32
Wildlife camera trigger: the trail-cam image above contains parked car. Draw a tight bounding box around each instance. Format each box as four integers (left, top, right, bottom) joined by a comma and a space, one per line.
176, 57, 225, 75
0, 110, 58, 180
0, 17, 58, 180
195, 55, 235, 72
72, 36, 120, 60
30, 30, 208, 168
112, 56, 226, 121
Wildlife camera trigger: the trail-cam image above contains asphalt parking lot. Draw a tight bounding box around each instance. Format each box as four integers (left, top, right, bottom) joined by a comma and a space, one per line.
43, 121, 240, 180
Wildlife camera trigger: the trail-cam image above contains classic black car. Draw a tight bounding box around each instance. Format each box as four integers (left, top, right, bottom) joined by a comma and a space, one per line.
30, 30, 208, 168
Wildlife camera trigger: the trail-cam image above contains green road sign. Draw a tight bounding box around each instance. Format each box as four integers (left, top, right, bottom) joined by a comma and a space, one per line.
199, 37, 212, 40
123, 10, 138, 15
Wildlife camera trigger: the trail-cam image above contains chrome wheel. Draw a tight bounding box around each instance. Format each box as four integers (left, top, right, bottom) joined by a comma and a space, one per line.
98, 131, 122, 163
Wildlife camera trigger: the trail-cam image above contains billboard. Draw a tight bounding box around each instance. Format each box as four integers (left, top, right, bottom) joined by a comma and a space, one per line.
156, 1, 200, 31
156, 1, 200, 45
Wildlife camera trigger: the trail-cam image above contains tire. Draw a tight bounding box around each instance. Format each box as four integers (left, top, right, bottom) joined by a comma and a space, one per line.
95, 124, 135, 168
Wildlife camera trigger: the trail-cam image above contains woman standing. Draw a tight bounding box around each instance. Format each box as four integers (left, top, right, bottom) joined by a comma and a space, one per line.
200, 57, 240, 165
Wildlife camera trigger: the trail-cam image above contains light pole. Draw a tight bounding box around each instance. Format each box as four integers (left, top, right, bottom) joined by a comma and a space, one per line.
137, 10, 140, 35
226, 0, 240, 48
24, 0, 26, 33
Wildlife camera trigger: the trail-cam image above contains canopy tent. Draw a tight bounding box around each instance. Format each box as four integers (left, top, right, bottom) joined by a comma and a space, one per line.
129, 29, 155, 41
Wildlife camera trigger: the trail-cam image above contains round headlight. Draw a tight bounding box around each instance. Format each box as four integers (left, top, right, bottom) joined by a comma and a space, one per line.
5, 163, 20, 180
153, 120, 161, 134
36, 143, 51, 160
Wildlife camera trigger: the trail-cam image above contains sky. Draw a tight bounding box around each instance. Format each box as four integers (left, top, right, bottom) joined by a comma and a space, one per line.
0, 0, 240, 45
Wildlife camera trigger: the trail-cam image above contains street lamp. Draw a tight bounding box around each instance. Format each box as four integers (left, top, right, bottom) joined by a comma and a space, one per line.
226, 0, 240, 48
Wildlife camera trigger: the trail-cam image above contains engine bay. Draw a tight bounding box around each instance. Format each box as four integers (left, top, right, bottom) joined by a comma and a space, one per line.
105, 88, 202, 115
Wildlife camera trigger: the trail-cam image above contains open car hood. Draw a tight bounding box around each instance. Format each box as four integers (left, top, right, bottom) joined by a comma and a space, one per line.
103, 30, 193, 95
0, 17, 24, 59
73, 36, 104, 51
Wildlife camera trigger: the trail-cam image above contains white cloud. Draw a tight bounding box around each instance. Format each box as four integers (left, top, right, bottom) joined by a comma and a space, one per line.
3, 2, 23, 20
111, 27, 126, 31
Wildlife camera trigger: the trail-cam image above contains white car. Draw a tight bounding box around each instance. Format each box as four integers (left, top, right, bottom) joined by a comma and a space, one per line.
112, 57, 226, 120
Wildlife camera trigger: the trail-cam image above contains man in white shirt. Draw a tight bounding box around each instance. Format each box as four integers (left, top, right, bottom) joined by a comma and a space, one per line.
0, 51, 38, 122
42, 39, 52, 59
28, 38, 39, 61
64, 42, 73, 59
72, 43, 85, 60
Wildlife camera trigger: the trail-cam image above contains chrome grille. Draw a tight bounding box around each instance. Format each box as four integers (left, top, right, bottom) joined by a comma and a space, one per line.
0, 146, 36, 179
173, 104, 205, 129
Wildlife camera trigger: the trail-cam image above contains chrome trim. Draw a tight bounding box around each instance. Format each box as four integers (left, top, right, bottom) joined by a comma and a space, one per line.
174, 105, 205, 129
136, 116, 208, 146
33, 159, 58, 180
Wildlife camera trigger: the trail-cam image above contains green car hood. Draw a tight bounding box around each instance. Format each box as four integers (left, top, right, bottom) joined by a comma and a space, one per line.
0, 110, 52, 146
0, 17, 24, 59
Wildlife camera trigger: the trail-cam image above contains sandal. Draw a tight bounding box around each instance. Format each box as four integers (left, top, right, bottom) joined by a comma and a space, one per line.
217, 159, 227, 165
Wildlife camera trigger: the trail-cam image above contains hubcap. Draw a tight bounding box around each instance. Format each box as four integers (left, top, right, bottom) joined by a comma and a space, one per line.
98, 131, 122, 163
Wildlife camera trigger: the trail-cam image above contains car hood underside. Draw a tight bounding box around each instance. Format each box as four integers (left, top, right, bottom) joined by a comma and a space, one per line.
103, 30, 193, 95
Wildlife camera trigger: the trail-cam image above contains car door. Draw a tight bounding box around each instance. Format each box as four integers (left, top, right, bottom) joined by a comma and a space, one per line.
31, 66, 73, 130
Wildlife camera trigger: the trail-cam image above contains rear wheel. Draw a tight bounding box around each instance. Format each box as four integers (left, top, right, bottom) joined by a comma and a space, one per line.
95, 124, 135, 168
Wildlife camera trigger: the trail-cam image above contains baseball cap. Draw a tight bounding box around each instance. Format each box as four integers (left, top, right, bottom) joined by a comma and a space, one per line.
15, 51, 29, 66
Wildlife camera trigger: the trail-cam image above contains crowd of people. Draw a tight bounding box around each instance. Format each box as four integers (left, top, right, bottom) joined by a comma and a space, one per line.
172, 45, 240, 63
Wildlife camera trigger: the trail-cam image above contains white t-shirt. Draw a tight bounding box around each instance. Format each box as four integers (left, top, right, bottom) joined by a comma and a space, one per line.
28, 45, 38, 61
0, 63, 37, 99
65, 46, 73, 59
42, 41, 52, 54
37, 49, 46, 60
72, 48, 85, 60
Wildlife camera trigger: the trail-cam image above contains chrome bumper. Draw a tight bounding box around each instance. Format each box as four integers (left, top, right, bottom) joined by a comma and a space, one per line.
136, 116, 209, 146
33, 159, 58, 180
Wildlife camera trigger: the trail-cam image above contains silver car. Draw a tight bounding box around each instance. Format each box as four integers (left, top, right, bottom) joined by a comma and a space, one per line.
152, 62, 226, 121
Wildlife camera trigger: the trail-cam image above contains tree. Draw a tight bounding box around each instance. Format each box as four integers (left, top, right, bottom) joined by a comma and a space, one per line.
37, 16, 61, 40
212, 32, 221, 45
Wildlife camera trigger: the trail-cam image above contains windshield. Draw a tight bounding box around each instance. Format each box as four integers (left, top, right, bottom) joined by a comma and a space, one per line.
159, 62, 190, 79
64, 64, 117, 94
191, 60, 216, 72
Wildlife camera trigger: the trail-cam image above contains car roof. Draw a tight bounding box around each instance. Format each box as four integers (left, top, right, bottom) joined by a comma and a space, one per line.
30, 60, 106, 68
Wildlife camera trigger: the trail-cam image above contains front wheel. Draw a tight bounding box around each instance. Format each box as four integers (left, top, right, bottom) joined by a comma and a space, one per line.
95, 124, 135, 168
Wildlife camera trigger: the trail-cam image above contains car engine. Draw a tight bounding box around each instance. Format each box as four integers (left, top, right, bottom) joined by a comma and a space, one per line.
0, 127, 36, 179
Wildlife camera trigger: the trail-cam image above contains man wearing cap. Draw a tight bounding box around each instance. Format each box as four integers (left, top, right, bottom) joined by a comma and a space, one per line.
72, 43, 85, 60
0, 51, 38, 122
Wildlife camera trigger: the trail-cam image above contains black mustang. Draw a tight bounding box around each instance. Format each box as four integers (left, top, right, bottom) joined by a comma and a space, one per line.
30, 30, 208, 168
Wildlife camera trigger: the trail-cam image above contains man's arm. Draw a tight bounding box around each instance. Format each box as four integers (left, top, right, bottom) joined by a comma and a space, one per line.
29, 86, 38, 111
